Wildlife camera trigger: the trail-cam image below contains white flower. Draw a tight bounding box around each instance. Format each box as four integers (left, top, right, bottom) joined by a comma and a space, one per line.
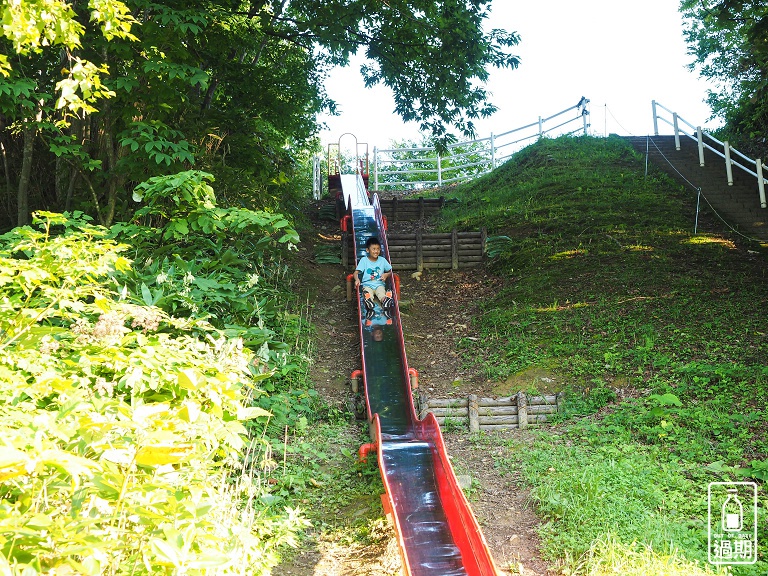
156, 272, 168, 285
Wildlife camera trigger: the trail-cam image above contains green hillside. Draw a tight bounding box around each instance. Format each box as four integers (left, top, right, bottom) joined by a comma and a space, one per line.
432, 135, 768, 574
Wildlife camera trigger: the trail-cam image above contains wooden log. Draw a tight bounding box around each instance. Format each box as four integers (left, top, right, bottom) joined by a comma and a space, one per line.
468, 394, 479, 433
417, 392, 430, 420
517, 391, 528, 429
416, 227, 423, 272
478, 415, 519, 425
528, 404, 557, 415
477, 395, 558, 407
452, 228, 459, 270
427, 408, 470, 417
477, 406, 518, 416
528, 395, 558, 405
427, 398, 471, 408
478, 397, 516, 406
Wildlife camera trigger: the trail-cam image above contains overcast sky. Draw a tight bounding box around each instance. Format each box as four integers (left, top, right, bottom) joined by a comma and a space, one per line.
318, 1, 718, 149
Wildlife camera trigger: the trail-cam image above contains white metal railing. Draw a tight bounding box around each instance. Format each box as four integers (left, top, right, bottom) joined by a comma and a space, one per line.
652, 100, 767, 208
312, 154, 322, 200
373, 97, 591, 191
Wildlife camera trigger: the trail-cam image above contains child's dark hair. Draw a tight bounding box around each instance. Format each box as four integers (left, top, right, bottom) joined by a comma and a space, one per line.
365, 237, 381, 249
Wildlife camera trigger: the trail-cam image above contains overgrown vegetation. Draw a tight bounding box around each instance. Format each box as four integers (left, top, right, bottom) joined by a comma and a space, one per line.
0, 171, 320, 573
434, 135, 768, 574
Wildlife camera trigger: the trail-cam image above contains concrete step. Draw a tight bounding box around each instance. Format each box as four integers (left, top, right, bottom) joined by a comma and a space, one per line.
624, 135, 768, 241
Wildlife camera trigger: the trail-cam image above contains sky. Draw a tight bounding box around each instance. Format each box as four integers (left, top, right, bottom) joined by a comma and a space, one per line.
317, 1, 719, 150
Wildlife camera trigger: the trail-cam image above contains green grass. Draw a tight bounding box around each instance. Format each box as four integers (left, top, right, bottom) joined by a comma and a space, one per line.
431, 135, 768, 574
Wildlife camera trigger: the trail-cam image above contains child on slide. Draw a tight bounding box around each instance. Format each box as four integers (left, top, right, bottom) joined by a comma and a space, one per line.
353, 236, 394, 318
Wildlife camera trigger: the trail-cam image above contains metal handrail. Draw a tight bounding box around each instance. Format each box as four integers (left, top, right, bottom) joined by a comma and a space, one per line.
652, 100, 767, 208
372, 97, 590, 190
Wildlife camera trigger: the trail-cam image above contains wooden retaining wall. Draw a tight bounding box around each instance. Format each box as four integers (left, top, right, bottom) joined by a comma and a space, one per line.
342, 228, 486, 271
417, 392, 561, 432
379, 197, 448, 221
334, 196, 447, 220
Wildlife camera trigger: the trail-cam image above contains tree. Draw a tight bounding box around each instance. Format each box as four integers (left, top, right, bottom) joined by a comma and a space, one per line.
0, 0, 521, 228
680, 0, 768, 157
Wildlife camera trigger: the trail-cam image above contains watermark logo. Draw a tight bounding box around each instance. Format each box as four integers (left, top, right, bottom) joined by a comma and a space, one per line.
708, 481, 758, 565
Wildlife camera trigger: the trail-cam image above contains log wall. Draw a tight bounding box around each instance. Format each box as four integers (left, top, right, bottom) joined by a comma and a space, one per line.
379, 197, 448, 221
417, 392, 561, 432
343, 228, 486, 271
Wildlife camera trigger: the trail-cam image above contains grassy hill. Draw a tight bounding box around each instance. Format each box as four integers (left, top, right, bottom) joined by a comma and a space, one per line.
429, 135, 768, 574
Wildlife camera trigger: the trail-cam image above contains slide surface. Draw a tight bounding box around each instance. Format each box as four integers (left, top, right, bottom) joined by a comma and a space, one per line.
341, 174, 498, 576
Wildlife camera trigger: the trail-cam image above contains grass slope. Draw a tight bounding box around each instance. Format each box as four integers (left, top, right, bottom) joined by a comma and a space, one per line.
433, 135, 768, 575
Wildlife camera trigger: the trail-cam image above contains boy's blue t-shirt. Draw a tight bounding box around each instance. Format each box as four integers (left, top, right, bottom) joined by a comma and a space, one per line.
355, 255, 392, 290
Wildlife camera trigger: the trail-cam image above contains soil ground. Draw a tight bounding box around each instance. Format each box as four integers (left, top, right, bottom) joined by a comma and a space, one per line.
275, 202, 555, 576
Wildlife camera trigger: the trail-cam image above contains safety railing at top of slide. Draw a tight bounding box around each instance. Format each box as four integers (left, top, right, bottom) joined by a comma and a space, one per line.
652, 100, 768, 209
371, 97, 591, 191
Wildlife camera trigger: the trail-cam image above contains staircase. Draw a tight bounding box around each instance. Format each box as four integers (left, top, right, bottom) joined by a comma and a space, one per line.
625, 135, 768, 241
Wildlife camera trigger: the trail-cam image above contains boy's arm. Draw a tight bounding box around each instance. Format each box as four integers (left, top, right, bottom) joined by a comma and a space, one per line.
380, 259, 393, 281
353, 268, 361, 286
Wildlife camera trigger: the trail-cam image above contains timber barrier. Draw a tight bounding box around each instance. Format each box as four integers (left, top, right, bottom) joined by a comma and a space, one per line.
342, 228, 486, 271
416, 393, 561, 432
336, 196, 450, 220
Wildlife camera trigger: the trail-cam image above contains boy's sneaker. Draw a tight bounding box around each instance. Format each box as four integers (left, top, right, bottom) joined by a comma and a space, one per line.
363, 293, 375, 311
382, 308, 393, 325
382, 296, 394, 309
364, 308, 375, 326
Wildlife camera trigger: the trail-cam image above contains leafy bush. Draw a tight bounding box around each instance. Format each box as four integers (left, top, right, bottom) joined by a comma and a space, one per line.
0, 205, 308, 572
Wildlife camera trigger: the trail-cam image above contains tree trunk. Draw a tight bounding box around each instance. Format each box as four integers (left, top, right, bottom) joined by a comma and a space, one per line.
16, 120, 35, 226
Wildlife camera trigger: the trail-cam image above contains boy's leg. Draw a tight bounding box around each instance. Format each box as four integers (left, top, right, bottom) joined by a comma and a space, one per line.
375, 285, 394, 309
373, 286, 388, 307
362, 286, 376, 310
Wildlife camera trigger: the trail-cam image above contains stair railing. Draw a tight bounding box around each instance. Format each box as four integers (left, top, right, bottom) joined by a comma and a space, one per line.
373, 97, 590, 191
652, 100, 767, 208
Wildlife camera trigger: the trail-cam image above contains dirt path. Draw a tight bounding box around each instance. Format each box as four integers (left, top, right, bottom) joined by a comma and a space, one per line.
278, 204, 554, 576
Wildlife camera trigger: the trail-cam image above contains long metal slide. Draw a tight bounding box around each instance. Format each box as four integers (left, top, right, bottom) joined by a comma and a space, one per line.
340, 173, 499, 576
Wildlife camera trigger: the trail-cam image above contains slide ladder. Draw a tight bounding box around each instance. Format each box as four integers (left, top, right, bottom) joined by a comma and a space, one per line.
341, 173, 499, 576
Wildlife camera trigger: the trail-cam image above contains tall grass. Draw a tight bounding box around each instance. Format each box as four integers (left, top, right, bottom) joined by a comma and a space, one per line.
437, 135, 767, 575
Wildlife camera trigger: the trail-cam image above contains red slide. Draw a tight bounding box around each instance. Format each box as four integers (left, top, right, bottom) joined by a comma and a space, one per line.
341, 173, 499, 576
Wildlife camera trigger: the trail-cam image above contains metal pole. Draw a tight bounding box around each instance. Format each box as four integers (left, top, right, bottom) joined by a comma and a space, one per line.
437, 153, 442, 187
673, 113, 681, 150
724, 141, 734, 186
694, 188, 701, 234
652, 100, 659, 136
697, 127, 705, 166
373, 147, 379, 191
490, 133, 496, 169
757, 158, 766, 208
538, 116, 543, 137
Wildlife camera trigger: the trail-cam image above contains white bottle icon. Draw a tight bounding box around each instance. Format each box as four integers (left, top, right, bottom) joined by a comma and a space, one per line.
721, 488, 743, 532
